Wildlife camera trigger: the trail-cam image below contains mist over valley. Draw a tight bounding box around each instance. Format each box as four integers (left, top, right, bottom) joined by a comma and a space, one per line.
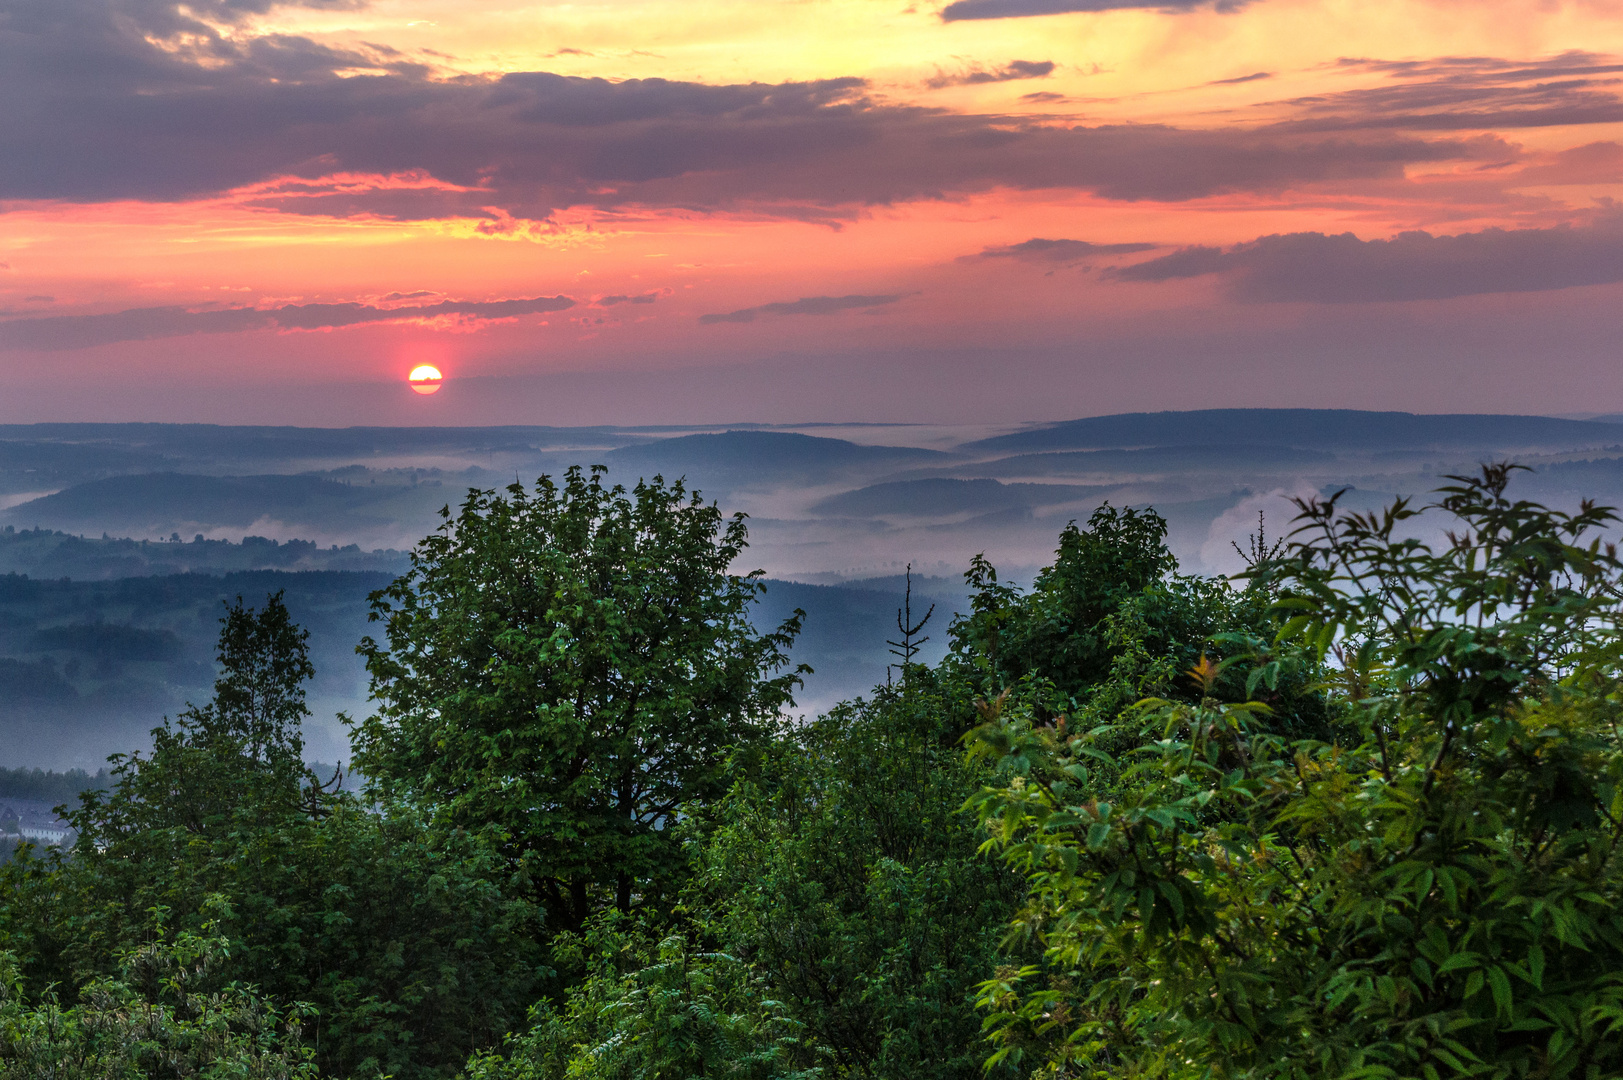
6, 407, 1623, 770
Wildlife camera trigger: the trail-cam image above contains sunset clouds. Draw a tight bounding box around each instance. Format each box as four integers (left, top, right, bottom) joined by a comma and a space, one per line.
3, 0, 1623, 424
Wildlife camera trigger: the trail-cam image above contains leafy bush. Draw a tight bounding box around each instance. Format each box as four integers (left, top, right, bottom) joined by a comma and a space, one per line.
969, 466, 1623, 1078
0, 916, 317, 1079
468, 915, 817, 1080
0, 595, 539, 1080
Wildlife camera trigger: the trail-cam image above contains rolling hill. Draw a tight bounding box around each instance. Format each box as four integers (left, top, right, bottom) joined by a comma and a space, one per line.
965, 410, 1623, 454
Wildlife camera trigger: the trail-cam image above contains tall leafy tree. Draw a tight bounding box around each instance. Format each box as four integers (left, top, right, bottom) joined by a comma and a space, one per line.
206, 589, 315, 767
952, 505, 1328, 742
352, 467, 806, 931
73, 592, 316, 841
956, 504, 1177, 696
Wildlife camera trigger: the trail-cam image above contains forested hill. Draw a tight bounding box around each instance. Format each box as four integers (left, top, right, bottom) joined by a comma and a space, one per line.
0, 765, 109, 803
0, 525, 410, 580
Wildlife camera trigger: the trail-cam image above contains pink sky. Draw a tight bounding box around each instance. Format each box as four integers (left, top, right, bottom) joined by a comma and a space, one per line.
3, 0, 1623, 425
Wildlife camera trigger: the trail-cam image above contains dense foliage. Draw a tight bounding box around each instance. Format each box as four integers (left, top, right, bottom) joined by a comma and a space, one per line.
466, 915, 820, 1080
6, 467, 1623, 1080
0, 918, 317, 1079
0, 596, 539, 1079
689, 674, 1026, 1080
970, 467, 1623, 1077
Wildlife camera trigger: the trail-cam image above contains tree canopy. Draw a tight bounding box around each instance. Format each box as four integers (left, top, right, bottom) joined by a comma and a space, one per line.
8, 464, 1623, 1080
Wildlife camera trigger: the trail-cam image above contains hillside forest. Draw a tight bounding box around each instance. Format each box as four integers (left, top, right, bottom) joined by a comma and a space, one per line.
4, 461, 1623, 1078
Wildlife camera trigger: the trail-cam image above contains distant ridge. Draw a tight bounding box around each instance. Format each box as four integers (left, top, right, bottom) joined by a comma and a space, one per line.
0, 424, 646, 459
605, 430, 946, 480
0, 423, 623, 440
0, 472, 448, 544
964, 410, 1623, 454
962, 443, 1334, 478
4, 473, 388, 523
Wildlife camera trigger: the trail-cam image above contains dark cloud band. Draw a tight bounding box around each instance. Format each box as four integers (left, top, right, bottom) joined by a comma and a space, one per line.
0, 295, 575, 351
1108, 218, 1623, 302
940, 0, 1248, 21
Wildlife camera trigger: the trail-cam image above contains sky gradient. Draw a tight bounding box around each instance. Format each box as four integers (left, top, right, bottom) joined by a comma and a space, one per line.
4, 0, 1623, 424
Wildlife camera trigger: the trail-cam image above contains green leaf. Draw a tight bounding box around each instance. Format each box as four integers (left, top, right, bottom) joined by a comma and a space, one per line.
1488, 966, 1513, 1018
1430, 1047, 1467, 1073
1436, 952, 1481, 975
1157, 880, 1186, 924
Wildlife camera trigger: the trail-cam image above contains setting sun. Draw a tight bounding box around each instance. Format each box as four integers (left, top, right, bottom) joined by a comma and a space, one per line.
408, 365, 443, 395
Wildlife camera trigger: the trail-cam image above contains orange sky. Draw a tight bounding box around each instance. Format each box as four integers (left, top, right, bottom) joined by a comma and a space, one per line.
3, 0, 1623, 424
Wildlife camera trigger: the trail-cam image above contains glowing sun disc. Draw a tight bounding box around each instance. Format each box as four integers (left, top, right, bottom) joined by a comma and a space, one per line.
408, 365, 443, 395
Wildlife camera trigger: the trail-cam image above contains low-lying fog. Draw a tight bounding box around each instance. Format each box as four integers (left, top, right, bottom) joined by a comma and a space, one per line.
5, 408, 1623, 770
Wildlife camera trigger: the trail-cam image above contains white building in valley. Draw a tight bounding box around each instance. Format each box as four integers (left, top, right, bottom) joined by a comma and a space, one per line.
1, 800, 75, 846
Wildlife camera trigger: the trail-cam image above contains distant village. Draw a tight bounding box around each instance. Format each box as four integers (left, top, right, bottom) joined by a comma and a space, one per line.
0, 799, 74, 846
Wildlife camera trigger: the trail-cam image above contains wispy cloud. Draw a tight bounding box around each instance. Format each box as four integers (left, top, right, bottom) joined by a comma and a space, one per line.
1263, 51, 1623, 132
699, 294, 905, 324
926, 60, 1055, 89
969, 237, 1158, 262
